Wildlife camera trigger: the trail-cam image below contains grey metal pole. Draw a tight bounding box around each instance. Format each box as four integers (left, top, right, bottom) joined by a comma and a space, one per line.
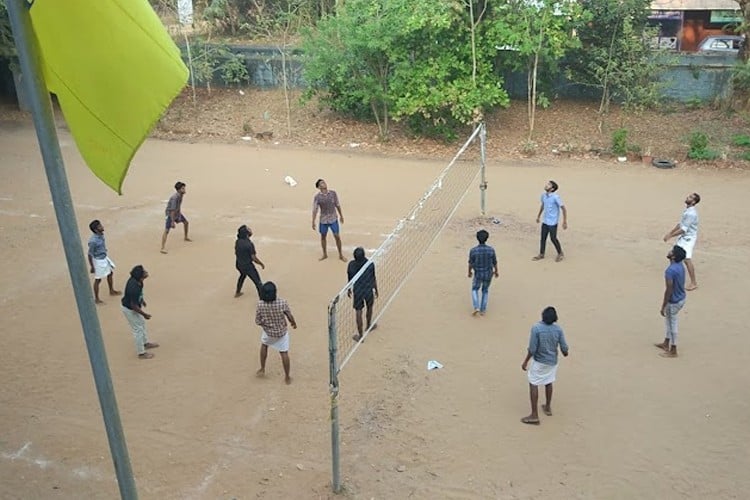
6, 2, 138, 499
479, 122, 488, 216
328, 299, 342, 493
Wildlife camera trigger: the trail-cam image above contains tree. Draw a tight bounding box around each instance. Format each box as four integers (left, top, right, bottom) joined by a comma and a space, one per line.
487, 0, 585, 140
303, 0, 508, 141
1, 0, 16, 66
736, 0, 749, 62
566, 0, 661, 131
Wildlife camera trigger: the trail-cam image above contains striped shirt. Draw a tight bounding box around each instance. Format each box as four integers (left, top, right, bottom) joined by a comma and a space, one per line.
468, 244, 497, 280
255, 298, 292, 337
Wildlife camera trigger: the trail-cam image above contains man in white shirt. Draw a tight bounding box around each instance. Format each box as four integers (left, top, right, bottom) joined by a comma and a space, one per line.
663, 192, 700, 291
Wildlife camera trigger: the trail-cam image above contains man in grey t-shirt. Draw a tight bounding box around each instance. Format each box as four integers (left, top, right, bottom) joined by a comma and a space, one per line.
160, 181, 192, 254
521, 306, 569, 425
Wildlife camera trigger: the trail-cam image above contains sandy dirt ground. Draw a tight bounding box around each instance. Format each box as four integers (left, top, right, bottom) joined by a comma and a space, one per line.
1, 121, 749, 500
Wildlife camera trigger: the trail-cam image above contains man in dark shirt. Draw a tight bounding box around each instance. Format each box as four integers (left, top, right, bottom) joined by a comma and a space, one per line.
235, 224, 265, 298
121, 265, 159, 359
347, 247, 378, 342
468, 229, 499, 316
160, 181, 192, 254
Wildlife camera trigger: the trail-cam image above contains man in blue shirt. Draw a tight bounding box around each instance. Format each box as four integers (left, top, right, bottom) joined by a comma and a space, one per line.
87, 219, 120, 304
468, 229, 499, 316
533, 180, 567, 262
521, 306, 569, 425
655, 245, 687, 358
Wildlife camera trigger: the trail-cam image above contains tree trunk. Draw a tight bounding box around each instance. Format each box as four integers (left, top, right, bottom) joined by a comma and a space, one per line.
738, 1, 749, 62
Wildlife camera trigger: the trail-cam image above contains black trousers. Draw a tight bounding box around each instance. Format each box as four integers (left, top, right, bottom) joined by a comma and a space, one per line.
236, 265, 263, 297
540, 223, 563, 256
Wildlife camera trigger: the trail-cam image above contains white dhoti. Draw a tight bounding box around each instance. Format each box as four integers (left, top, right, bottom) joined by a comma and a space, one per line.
261, 330, 289, 352
527, 360, 558, 386
676, 236, 696, 259
93, 256, 115, 279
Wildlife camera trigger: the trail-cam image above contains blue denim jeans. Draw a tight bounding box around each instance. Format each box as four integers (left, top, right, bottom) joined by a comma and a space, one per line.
471, 276, 492, 312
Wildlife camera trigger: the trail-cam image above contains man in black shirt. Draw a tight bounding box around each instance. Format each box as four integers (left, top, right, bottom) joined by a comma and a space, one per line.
235, 225, 265, 298
121, 265, 159, 359
347, 247, 378, 342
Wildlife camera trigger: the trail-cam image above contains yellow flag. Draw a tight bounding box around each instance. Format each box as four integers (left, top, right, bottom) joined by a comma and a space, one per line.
29, 0, 189, 194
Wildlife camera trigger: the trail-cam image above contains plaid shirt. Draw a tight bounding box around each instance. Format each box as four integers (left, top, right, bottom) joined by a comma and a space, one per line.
255, 298, 292, 337
468, 244, 497, 280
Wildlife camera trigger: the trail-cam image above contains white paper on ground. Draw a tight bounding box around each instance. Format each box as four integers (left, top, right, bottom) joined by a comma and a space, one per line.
427, 360, 443, 370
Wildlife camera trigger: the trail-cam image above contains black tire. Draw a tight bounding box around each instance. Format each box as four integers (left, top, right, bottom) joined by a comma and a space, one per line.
652, 158, 675, 169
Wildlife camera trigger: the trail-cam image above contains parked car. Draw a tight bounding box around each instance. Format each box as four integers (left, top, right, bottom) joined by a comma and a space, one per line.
697, 35, 745, 53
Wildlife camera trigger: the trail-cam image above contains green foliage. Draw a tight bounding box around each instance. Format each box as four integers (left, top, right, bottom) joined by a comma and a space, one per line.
202, 0, 318, 39
733, 134, 750, 147
184, 38, 249, 87
611, 128, 628, 156
740, 151, 750, 161
687, 131, 720, 160
0, 0, 17, 64
486, 0, 586, 138
302, 0, 508, 140
685, 96, 704, 110
567, 0, 664, 113
732, 60, 750, 93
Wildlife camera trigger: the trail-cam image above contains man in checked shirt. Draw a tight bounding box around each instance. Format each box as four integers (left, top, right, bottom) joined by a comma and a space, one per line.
255, 281, 297, 385
467, 229, 499, 316
312, 178, 346, 262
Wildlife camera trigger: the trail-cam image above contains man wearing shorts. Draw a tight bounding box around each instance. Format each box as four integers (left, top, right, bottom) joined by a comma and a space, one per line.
347, 247, 378, 342
255, 282, 297, 384
87, 219, 120, 304
521, 306, 569, 425
663, 192, 700, 291
312, 178, 345, 261
161, 181, 192, 254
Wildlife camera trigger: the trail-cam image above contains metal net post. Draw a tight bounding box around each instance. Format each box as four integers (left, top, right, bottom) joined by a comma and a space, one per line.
328, 298, 342, 493
479, 122, 488, 216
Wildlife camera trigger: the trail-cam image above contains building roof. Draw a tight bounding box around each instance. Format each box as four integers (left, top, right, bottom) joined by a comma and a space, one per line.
651, 0, 741, 10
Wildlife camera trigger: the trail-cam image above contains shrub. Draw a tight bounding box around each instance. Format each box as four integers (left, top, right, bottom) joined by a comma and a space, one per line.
687, 131, 720, 160
611, 128, 628, 156
732, 134, 750, 148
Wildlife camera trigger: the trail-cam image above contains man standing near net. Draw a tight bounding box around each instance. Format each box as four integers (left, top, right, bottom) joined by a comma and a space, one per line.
312, 178, 346, 261
468, 229, 498, 316
161, 181, 192, 254
347, 247, 378, 342
533, 180, 567, 262
663, 192, 700, 291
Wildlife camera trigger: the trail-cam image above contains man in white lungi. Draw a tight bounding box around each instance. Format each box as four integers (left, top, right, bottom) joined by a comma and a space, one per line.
521, 306, 569, 425
87, 220, 120, 304
255, 281, 297, 384
663, 192, 700, 291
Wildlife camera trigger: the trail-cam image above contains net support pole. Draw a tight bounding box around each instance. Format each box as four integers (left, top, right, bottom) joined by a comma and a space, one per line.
479, 122, 488, 216
328, 299, 342, 493
6, 2, 138, 499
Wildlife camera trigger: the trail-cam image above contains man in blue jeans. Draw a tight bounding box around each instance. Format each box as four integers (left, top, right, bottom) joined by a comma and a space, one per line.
467, 229, 498, 316
533, 180, 568, 262
655, 245, 687, 358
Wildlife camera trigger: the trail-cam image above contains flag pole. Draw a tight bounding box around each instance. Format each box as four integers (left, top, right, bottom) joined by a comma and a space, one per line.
6, 1, 138, 499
